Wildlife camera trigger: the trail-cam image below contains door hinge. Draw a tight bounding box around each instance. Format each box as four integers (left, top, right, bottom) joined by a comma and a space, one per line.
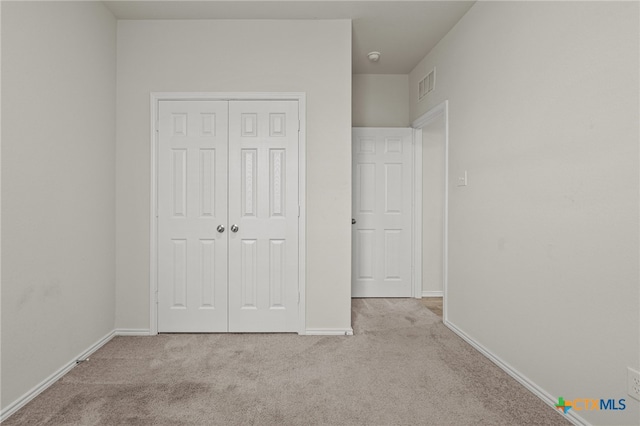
155, 120, 159, 132
155, 290, 159, 304
298, 120, 301, 132
298, 206, 301, 218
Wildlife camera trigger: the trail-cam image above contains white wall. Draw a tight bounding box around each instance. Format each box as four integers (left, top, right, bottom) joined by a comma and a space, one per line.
410, 2, 639, 425
116, 20, 352, 331
421, 114, 445, 296
1, 1, 116, 412
352, 74, 409, 127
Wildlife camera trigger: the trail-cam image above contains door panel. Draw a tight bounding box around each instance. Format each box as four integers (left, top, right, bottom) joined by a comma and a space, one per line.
228, 101, 299, 332
158, 101, 229, 332
352, 128, 413, 297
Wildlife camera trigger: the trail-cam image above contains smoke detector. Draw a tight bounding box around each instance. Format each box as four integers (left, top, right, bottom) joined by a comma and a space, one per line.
367, 51, 381, 62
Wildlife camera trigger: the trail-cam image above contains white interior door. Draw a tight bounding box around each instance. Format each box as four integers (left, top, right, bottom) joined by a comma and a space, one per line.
228, 101, 300, 332
157, 99, 300, 332
158, 101, 229, 332
352, 128, 413, 297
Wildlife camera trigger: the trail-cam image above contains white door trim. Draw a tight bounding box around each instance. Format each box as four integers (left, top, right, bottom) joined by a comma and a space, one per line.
412, 128, 423, 299
412, 100, 449, 322
149, 92, 307, 335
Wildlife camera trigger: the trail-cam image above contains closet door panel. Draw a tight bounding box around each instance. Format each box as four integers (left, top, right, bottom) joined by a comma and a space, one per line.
228, 101, 300, 332
157, 101, 229, 332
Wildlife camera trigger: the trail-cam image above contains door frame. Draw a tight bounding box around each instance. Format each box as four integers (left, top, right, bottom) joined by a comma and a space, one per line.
412, 100, 449, 322
412, 129, 423, 299
149, 92, 307, 335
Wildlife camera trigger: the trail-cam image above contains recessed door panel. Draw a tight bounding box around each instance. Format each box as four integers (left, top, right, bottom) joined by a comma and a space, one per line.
171, 239, 187, 308
199, 239, 216, 308
241, 149, 257, 217
199, 149, 216, 218
384, 164, 403, 214
269, 114, 286, 137
269, 239, 286, 309
172, 113, 187, 136
270, 149, 286, 217
357, 163, 376, 214
356, 230, 375, 280
200, 113, 216, 136
171, 149, 187, 217
384, 230, 402, 280
241, 239, 258, 309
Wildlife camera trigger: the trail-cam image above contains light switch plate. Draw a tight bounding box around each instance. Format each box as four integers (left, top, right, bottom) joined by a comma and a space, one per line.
457, 170, 468, 187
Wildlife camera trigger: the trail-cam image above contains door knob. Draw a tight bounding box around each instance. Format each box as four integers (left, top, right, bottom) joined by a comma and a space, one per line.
352, 218, 356, 225
231, 224, 239, 233
217, 225, 225, 233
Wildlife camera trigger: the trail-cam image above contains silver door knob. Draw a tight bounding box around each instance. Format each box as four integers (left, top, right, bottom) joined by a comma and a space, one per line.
231, 224, 239, 233
217, 225, 225, 233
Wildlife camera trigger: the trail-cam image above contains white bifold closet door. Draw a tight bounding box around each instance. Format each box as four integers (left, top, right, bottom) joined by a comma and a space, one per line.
158, 101, 229, 332
352, 128, 413, 297
228, 101, 299, 332
157, 100, 299, 333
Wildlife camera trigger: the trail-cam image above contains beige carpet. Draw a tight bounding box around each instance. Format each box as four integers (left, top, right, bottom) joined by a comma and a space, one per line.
4, 299, 569, 425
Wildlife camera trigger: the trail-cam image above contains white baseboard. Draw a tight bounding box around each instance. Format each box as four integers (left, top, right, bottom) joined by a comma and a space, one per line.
422, 291, 443, 297
443, 320, 590, 426
305, 328, 354, 336
0, 330, 116, 423
115, 329, 152, 336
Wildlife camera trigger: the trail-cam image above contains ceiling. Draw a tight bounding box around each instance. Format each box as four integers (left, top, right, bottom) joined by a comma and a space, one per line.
103, 1, 475, 74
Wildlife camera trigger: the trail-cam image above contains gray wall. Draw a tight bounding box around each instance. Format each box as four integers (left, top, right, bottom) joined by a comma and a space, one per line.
352, 74, 409, 127
409, 2, 639, 425
116, 20, 353, 331
1, 1, 116, 411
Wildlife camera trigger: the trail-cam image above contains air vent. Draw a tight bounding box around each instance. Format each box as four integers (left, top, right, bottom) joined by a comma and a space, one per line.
418, 68, 435, 101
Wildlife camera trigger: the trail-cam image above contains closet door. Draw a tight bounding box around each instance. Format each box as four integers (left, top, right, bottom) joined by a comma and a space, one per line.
157, 101, 229, 332
228, 101, 300, 332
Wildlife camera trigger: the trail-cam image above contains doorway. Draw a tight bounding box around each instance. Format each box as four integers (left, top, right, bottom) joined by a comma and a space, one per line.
412, 101, 448, 321
350, 101, 448, 319
150, 93, 307, 334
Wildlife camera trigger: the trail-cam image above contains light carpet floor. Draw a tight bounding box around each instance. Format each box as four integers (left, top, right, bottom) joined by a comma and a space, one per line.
4, 299, 569, 425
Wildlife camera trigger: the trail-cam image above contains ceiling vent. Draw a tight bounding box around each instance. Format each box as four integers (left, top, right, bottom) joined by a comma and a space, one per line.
418, 68, 435, 101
